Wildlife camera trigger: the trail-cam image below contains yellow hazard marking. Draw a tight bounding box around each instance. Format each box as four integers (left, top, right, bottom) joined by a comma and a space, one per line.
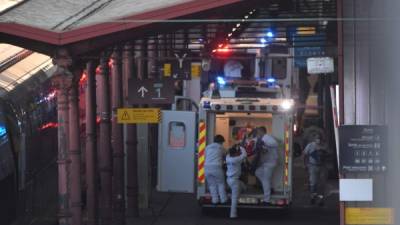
191, 63, 201, 78
198, 169, 204, 177
345, 208, 394, 225
198, 156, 205, 165
163, 64, 172, 77
200, 130, 206, 139
121, 110, 130, 121
198, 122, 206, 184
117, 108, 160, 124
297, 26, 316, 35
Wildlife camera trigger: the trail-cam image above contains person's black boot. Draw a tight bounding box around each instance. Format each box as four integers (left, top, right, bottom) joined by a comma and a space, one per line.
310, 193, 317, 205
317, 195, 324, 207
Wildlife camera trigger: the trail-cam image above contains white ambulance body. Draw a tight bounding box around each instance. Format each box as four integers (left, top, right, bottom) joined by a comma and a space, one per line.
157, 50, 296, 209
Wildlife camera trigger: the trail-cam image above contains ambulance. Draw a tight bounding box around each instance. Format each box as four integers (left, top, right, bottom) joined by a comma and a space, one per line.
157, 50, 296, 209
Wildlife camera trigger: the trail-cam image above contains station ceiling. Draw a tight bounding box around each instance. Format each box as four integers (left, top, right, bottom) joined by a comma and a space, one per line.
0, 0, 338, 93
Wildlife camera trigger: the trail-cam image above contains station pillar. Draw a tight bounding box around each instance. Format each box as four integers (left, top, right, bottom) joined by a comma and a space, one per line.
98, 51, 113, 225
52, 48, 73, 225
68, 70, 82, 225
111, 47, 126, 224
85, 60, 98, 225
123, 42, 139, 218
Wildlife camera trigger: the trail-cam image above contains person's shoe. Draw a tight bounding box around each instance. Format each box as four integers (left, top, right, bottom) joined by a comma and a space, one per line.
310, 193, 317, 205
220, 200, 229, 205
261, 201, 272, 206
317, 195, 325, 207
230, 214, 238, 219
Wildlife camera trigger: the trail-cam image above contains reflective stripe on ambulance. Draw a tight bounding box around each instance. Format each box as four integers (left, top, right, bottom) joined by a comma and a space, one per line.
197, 121, 206, 184
284, 124, 290, 186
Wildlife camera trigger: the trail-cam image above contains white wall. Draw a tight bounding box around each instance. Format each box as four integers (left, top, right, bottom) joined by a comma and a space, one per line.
343, 0, 400, 222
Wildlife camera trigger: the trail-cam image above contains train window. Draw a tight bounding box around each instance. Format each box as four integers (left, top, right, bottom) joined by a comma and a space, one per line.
168, 122, 186, 149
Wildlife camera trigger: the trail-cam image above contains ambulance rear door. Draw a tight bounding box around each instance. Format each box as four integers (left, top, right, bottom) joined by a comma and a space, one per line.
157, 110, 197, 193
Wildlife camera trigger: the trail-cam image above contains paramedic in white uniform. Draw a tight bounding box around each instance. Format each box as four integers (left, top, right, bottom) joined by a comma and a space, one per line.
204, 135, 227, 204
255, 126, 279, 204
226, 144, 247, 218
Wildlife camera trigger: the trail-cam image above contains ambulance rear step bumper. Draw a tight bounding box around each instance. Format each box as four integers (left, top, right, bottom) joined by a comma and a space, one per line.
201, 203, 289, 209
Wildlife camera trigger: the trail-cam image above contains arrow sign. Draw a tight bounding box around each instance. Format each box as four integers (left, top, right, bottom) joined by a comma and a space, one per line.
137, 86, 148, 98
129, 79, 175, 104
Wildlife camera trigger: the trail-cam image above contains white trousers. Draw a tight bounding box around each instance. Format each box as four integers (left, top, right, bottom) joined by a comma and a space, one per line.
255, 163, 276, 202
227, 177, 241, 218
307, 164, 327, 195
205, 165, 227, 204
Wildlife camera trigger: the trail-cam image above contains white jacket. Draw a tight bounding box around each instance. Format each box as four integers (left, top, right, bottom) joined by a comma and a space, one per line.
205, 143, 225, 166
226, 147, 247, 179
258, 134, 279, 166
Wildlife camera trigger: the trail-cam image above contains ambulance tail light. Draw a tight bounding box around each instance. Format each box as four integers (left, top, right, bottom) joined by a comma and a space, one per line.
201, 196, 212, 204
276, 199, 287, 206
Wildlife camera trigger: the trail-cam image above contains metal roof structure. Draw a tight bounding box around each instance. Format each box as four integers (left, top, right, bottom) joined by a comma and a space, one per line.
0, 0, 338, 93
0, 1, 52, 94
0, 0, 242, 54
0, 0, 193, 31
0, 0, 243, 94
0, 44, 52, 92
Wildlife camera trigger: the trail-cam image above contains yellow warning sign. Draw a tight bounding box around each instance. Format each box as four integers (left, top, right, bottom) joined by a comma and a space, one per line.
121, 110, 130, 121
191, 63, 201, 78
163, 64, 172, 77
117, 108, 161, 124
345, 208, 394, 225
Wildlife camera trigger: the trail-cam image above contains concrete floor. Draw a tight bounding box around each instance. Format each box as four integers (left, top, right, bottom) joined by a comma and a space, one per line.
127, 157, 340, 225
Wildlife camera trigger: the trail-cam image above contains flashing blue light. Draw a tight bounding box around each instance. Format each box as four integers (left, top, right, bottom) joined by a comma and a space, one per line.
217, 76, 226, 86
0, 125, 7, 137
260, 38, 267, 44
266, 31, 274, 38
203, 101, 211, 109
267, 77, 276, 83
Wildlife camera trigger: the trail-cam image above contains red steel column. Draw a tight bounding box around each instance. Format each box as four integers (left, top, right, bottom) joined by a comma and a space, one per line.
52, 49, 73, 225
53, 73, 72, 225
111, 47, 125, 224
69, 73, 82, 225
85, 61, 98, 225
123, 43, 139, 217
98, 51, 112, 225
